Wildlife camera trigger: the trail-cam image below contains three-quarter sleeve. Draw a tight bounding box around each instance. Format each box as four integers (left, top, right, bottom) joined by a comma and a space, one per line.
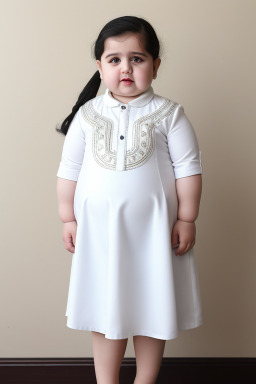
167, 104, 203, 179
56, 108, 86, 181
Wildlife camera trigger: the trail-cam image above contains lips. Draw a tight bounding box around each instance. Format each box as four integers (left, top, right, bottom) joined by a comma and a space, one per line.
121, 78, 133, 82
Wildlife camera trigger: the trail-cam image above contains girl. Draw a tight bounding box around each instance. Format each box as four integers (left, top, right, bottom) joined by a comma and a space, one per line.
56, 15, 203, 384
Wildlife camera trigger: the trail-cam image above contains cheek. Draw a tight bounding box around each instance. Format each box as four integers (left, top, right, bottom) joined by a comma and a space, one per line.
104, 69, 116, 81
137, 67, 153, 82
109, 68, 119, 78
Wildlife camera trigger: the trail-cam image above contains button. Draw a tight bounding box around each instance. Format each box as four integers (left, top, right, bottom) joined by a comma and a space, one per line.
120, 135, 124, 140
121, 106, 126, 110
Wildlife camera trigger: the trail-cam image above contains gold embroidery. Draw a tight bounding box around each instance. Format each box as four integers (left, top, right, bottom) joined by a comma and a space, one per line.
81, 98, 178, 171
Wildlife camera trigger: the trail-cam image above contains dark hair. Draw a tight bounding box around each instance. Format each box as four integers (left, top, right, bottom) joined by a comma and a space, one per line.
56, 16, 161, 135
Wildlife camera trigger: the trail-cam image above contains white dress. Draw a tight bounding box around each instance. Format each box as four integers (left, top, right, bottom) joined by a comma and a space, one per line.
57, 86, 203, 340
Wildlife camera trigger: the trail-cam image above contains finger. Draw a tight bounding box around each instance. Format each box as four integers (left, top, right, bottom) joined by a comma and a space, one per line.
182, 242, 192, 255
65, 244, 75, 253
171, 229, 179, 248
72, 230, 76, 246
175, 241, 187, 256
64, 237, 75, 253
68, 244, 75, 253
64, 242, 75, 253
186, 239, 196, 252
177, 239, 194, 256
172, 234, 179, 247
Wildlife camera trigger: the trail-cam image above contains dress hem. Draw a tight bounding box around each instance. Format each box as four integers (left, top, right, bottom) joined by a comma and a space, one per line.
65, 316, 203, 340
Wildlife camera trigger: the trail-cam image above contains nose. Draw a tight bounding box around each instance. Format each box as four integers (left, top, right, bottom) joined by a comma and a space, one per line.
121, 58, 132, 74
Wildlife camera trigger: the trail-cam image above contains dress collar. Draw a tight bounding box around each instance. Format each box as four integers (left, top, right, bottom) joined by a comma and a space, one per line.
103, 86, 154, 108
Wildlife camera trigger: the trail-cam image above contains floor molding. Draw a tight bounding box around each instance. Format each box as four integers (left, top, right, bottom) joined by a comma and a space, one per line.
0, 357, 255, 383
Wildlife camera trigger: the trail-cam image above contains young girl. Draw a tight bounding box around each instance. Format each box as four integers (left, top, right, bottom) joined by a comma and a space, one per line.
56, 15, 203, 384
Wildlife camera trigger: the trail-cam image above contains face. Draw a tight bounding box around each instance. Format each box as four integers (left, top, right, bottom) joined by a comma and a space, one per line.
96, 32, 161, 103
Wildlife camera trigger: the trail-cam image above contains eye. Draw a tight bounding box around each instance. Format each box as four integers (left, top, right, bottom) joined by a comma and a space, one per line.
109, 56, 143, 64
132, 56, 143, 63
110, 57, 120, 64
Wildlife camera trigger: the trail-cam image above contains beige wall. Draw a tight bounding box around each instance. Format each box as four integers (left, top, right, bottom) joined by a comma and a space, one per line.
1, 0, 255, 357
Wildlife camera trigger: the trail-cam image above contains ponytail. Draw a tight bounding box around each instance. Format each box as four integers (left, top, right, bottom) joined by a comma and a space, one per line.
56, 70, 101, 135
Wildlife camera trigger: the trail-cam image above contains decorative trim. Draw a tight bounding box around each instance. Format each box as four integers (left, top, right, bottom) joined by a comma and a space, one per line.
81, 100, 116, 170
81, 99, 178, 171
126, 99, 178, 170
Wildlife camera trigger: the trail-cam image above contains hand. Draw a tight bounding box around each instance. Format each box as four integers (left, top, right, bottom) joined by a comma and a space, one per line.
62, 220, 77, 253
171, 219, 196, 256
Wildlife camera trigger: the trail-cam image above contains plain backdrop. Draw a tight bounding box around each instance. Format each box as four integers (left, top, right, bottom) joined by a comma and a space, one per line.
0, 0, 255, 357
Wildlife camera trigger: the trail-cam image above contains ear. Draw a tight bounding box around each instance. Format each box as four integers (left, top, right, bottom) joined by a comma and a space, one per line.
96, 60, 103, 80
153, 57, 161, 79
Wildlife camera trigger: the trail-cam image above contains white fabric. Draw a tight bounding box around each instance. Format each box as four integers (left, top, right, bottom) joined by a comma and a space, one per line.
57, 86, 203, 340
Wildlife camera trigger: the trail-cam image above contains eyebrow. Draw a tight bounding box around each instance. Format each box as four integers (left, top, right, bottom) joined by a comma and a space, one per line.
104, 52, 147, 59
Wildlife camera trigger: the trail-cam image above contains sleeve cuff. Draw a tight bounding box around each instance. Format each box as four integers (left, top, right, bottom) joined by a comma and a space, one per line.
56, 166, 80, 181
174, 151, 203, 179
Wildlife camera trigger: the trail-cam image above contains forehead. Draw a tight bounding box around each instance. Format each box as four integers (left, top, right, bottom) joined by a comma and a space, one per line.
103, 32, 146, 53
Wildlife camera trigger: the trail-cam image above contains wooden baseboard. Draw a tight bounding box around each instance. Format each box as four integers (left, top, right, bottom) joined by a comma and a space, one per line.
0, 358, 255, 384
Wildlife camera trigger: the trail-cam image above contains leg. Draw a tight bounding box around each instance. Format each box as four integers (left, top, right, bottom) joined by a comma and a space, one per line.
133, 335, 166, 384
91, 331, 128, 384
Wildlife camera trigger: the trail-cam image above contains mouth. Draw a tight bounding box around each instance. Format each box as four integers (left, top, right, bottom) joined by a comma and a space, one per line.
121, 78, 134, 84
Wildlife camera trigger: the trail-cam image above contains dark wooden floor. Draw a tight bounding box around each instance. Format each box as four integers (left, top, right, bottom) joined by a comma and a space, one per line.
0, 357, 255, 384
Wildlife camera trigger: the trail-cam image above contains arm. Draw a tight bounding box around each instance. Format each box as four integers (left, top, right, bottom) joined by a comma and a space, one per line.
56, 108, 86, 253
171, 174, 202, 256
167, 104, 203, 256
176, 174, 202, 222
56, 177, 77, 223
56, 178, 77, 253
